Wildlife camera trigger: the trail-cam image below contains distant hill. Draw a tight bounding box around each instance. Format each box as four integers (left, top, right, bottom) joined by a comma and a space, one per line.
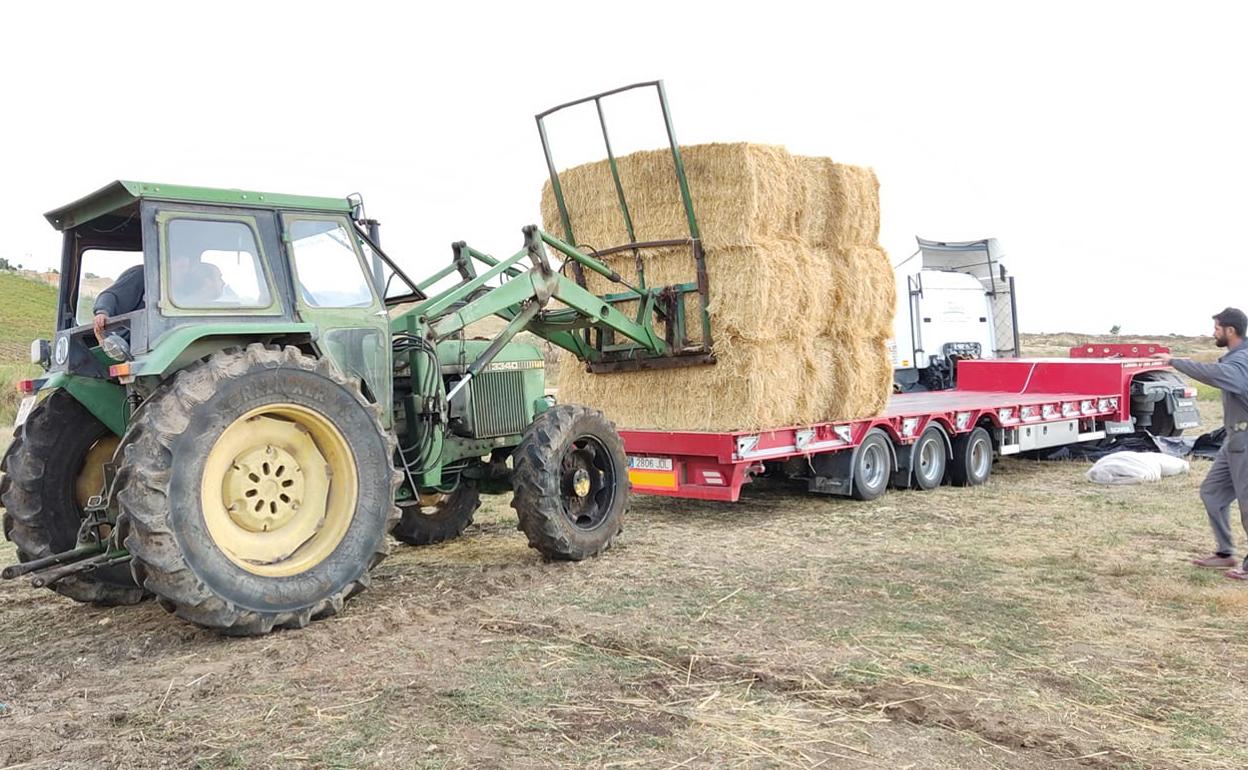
0, 271, 57, 363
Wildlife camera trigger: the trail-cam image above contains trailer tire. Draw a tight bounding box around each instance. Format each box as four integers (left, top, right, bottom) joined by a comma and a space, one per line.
0, 390, 145, 606
511, 404, 628, 560
910, 426, 949, 491
851, 429, 893, 501
949, 426, 993, 487
118, 344, 401, 635
392, 484, 480, 546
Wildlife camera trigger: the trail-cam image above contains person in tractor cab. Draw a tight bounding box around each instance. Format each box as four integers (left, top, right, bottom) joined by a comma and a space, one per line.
1152, 307, 1248, 578
92, 252, 224, 342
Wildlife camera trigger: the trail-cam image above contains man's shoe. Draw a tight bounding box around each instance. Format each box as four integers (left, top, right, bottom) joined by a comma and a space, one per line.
1192, 554, 1239, 568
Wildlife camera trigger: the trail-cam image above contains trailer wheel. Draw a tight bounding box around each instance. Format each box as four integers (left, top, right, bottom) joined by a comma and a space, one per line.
949, 426, 993, 487
851, 429, 893, 501
511, 404, 628, 560
910, 426, 949, 491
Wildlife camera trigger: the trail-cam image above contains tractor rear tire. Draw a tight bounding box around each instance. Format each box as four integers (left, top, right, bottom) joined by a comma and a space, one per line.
117, 344, 401, 635
0, 390, 145, 605
391, 483, 481, 546
511, 404, 628, 561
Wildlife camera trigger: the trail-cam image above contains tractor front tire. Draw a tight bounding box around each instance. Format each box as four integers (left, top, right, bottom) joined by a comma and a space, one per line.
1, 390, 145, 605
391, 484, 481, 546
117, 345, 400, 635
511, 404, 628, 561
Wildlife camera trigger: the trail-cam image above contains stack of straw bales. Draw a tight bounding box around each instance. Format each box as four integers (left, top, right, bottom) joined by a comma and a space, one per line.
540, 143, 895, 431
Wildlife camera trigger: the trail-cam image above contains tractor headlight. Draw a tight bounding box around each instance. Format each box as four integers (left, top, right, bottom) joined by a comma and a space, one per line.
30, 339, 50, 368
101, 334, 132, 362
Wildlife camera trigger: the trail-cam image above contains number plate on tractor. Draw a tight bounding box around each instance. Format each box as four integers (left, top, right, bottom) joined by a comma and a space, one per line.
13, 396, 35, 428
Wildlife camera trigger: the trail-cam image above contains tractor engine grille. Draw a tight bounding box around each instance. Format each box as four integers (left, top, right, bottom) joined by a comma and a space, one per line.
469, 370, 529, 438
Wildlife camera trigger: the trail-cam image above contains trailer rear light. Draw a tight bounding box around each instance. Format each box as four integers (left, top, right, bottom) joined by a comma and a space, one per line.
109, 362, 133, 378
1183, 387, 1197, 399
15, 379, 37, 395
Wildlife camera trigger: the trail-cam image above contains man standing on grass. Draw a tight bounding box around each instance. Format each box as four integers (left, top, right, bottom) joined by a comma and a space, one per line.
1152, 308, 1248, 579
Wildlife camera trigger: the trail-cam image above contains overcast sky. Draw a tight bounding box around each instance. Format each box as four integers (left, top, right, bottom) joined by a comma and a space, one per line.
2, 1, 1242, 335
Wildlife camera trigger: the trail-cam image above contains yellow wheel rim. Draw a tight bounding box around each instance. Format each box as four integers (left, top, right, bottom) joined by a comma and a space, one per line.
76, 435, 121, 510
201, 404, 358, 577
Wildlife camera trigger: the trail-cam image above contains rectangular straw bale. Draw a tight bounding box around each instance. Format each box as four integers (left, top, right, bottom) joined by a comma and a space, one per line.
567, 239, 832, 344
557, 336, 822, 432
795, 158, 881, 249
558, 333, 894, 431
812, 335, 893, 420
542, 143, 812, 251
823, 246, 896, 341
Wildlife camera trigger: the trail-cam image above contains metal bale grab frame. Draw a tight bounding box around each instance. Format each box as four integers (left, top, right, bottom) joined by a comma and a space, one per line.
534, 79, 714, 371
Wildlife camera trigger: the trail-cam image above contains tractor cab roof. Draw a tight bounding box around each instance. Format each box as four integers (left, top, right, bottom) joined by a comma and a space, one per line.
44, 180, 354, 232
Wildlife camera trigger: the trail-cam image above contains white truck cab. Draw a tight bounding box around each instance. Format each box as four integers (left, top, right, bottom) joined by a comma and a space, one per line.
891, 237, 1019, 391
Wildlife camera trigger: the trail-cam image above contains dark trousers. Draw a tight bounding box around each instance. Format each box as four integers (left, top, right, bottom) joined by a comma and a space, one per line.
1200, 435, 1248, 557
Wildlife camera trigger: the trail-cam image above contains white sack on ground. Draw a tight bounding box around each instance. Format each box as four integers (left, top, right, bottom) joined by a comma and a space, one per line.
1085, 452, 1190, 485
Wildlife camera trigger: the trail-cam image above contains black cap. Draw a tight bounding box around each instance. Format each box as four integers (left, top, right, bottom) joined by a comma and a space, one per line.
1213, 307, 1247, 337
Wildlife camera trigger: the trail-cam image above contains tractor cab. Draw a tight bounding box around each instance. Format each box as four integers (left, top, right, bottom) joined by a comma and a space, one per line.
36, 181, 421, 416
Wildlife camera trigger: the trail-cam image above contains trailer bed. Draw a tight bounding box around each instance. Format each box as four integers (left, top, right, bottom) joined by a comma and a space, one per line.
620, 354, 1192, 502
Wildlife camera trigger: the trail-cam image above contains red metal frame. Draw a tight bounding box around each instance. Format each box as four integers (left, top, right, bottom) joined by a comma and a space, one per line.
1068, 343, 1169, 359
621, 356, 1173, 502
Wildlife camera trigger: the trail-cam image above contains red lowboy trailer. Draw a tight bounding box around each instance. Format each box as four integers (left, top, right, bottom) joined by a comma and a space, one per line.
621, 347, 1200, 502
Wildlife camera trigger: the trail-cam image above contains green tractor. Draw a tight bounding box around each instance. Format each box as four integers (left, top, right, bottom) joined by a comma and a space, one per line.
1, 81, 715, 634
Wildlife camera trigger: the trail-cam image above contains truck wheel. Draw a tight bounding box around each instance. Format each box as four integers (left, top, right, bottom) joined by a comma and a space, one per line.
0, 390, 145, 605
117, 344, 400, 635
391, 484, 480, 546
511, 404, 628, 560
910, 425, 949, 491
949, 426, 993, 487
851, 429, 893, 501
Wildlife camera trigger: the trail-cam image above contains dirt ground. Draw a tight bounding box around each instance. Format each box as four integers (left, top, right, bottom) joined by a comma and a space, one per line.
2, 342, 1244, 769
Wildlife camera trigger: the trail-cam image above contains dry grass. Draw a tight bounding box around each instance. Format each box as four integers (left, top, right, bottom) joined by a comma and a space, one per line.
0, 392, 1242, 768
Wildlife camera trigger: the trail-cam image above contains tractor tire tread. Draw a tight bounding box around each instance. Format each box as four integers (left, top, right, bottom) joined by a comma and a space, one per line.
0, 390, 146, 605
510, 404, 627, 561
118, 343, 400, 635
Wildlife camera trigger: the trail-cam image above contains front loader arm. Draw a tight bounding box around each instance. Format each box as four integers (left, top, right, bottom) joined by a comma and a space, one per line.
393, 226, 674, 368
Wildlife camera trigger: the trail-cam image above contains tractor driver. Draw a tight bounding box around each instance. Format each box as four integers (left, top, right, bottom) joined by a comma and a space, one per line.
92, 252, 224, 342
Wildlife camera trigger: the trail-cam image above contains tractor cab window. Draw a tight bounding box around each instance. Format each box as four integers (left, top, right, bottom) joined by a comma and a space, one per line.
165, 219, 272, 309
287, 219, 376, 308
76, 249, 144, 325
357, 237, 419, 303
